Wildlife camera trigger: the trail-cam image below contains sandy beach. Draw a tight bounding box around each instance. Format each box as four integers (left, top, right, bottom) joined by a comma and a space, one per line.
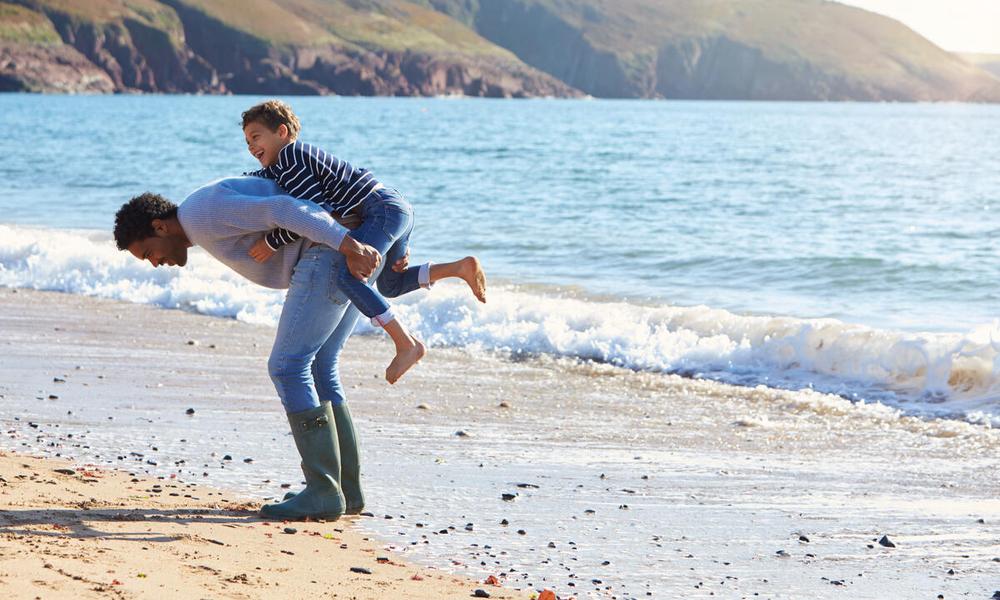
0, 451, 525, 599
2, 287, 1000, 599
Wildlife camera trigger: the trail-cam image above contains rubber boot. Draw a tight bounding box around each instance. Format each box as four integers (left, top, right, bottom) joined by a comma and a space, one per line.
261, 403, 346, 520
332, 402, 365, 514
282, 403, 365, 514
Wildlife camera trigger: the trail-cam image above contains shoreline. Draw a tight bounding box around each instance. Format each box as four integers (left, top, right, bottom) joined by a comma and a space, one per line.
3, 287, 1000, 598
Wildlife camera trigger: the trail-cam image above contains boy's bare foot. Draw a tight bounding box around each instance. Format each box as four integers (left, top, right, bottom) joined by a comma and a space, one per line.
386, 338, 426, 384
457, 256, 487, 303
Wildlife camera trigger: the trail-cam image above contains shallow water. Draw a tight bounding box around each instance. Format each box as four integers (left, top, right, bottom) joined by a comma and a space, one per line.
4, 95, 1000, 421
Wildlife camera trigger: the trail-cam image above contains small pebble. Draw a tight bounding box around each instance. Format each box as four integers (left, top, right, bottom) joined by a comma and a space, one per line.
878, 535, 895, 548
350, 567, 371, 575
283, 527, 297, 534
473, 590, 491, 598
186, 408, 195, 415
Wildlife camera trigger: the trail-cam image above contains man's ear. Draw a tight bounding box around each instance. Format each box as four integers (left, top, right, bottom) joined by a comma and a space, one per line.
151, 218, 169, 236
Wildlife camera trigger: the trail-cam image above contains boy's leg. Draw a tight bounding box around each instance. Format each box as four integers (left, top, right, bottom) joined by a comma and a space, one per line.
336, 192, 425, 383
428, 257, 487, 303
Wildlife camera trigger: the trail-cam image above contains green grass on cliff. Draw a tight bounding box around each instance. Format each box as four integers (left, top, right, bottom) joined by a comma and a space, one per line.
174, 0, 514, 58
14, 0, 186, 44
0, 2, 60, 43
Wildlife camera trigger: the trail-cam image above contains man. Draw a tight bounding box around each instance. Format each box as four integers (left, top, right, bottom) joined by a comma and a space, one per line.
114, 175, 387, 520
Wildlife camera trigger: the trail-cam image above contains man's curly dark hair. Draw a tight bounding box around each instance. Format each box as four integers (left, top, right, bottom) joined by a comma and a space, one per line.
114, 193, 178, 251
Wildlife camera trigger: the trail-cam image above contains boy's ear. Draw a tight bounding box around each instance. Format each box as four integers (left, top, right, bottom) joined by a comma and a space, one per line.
277, 124, 289, 139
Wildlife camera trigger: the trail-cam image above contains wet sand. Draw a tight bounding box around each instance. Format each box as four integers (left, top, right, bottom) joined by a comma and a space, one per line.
2, 287, 1000, 599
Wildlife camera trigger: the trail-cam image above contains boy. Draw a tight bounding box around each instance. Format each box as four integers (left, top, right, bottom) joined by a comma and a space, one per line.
241, 100, 486, 383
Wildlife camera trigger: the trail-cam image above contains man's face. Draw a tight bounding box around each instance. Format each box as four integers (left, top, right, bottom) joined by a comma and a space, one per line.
244, 121, 290, 168
127, 220, 188, 268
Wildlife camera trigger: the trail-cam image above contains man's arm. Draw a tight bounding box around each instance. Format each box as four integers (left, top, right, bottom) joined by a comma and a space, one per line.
221, 192, 379, 279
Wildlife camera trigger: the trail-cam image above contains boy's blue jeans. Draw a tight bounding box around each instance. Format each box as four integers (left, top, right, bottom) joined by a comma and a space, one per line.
268, 245, 362, 414
335, 187, 423, 325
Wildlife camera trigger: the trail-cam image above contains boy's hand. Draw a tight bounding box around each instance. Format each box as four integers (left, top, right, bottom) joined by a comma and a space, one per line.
392, 250, 409, 273
249, 238, 276, 263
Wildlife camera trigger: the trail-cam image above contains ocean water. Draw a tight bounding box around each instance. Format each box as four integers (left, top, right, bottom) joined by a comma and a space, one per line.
2, 95, 1000, 423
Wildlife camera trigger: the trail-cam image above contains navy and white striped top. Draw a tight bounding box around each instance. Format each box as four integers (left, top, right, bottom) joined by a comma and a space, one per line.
247, 140, 381, 251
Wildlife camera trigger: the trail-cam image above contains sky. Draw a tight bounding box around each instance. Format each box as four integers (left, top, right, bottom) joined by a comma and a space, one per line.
839, 0, 1000, 54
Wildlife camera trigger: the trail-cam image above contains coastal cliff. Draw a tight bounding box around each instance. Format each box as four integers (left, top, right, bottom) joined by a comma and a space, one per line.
2, 0, 999, 101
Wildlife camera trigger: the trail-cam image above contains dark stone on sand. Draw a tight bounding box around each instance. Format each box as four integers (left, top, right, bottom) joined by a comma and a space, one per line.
501, 493, 518, 501
360, 511, 374, 517
223, 455, 232, 461
602, 560, 610, 565
54, 468, 75, 475
280, 483, 291, 488
799, 535, 810, 543
584, 509, 596, 515
878, 535, 895, 548
947, 568, 955, 575
243, 458, 253, 463
500, 519, 509, 526
517, 529, 526, 535
473, 590, 491, 598
186, 408, 195, 415
991, 591, 1000, 600
350, 567, 372, 575
516, 483, 539, 489
53, 377, 65, 383
283, 527, 297, 534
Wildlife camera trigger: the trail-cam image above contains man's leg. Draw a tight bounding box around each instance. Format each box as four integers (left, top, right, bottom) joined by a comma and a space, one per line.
261, 246, 350, 520
310, 304, 366, 513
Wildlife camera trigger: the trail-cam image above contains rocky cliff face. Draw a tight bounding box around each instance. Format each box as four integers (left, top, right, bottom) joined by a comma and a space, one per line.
0, 42, 114, 92
1, 0, 578, 96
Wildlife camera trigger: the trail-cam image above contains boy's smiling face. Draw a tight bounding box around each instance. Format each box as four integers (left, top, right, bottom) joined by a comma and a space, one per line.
244, 121, 292, 168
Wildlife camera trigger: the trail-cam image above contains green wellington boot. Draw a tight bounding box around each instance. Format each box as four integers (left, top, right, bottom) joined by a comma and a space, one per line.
282, 403, 365, 514
261, 403, 346, 520
332, 402, 365, 514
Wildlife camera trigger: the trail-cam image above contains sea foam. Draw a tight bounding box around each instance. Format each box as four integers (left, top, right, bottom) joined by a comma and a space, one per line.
2, 225, 997, 425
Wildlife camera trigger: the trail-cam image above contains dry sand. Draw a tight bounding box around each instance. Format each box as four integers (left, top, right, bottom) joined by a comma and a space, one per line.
0, 450, 525, 599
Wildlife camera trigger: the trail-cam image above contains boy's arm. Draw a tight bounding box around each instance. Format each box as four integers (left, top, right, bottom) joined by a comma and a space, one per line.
242, 165, 299, 251
244, 165, 296, 251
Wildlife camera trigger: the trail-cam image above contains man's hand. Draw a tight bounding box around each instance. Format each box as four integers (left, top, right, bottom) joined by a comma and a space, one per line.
392, 249, 409, 273
249, 237, 276, 263
339, 235, 381, 281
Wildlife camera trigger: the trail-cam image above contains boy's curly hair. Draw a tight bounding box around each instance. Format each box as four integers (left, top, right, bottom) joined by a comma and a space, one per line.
241, 100, 301, 139
114, 193, 178, 250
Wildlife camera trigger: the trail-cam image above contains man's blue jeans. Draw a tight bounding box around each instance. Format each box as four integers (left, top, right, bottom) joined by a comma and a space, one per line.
268, 245, 362, 414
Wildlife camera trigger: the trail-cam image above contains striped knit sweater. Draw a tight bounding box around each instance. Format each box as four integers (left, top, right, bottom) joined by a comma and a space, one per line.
246, 141, 381, 251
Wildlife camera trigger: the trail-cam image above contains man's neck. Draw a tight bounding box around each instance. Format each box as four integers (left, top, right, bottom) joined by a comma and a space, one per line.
167, 216, 192, 248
